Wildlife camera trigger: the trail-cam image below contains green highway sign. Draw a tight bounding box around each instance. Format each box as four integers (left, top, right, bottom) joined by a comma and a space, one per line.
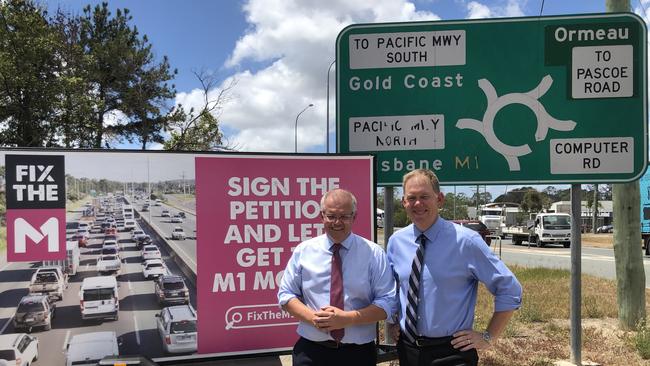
336, 13, 647, 186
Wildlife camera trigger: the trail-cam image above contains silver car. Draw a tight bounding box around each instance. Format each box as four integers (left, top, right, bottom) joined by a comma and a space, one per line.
155, 305, 197, 354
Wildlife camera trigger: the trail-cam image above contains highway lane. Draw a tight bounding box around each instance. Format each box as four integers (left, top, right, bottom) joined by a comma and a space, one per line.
0, 204, 198, 364
492, 238, 650, 288
134, 200, 198, 273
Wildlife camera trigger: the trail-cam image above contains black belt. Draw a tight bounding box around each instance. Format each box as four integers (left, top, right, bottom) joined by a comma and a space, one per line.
304, 337, 368, 349
403, 334, 453, 348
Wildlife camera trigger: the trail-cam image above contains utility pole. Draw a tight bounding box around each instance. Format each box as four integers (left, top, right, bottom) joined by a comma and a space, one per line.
607, 0, 646, 334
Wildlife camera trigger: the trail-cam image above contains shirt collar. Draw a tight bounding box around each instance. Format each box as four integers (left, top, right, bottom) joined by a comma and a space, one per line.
411, 217, 445, 243
326, 233, 352, 251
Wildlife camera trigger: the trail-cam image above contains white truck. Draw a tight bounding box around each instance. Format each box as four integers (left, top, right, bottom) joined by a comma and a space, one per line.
29, 266, 68, 301
504, 213, 572, 248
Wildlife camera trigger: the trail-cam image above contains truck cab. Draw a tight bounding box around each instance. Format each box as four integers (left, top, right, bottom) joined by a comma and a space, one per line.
529, 213, 572, 248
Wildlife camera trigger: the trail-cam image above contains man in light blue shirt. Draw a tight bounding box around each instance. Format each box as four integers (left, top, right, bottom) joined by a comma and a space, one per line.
387, 169, 522, 366
278, 189, 396, 366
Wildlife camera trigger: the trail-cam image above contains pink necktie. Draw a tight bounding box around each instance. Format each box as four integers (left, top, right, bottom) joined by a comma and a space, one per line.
330, 243, 344, 342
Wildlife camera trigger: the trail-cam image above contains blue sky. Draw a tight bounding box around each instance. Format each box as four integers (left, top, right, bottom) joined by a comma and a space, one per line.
42, 0, 648, 198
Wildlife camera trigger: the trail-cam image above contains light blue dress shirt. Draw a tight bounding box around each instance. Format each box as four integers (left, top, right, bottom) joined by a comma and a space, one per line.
387, 218, 522, 338
278, 233, 396, 344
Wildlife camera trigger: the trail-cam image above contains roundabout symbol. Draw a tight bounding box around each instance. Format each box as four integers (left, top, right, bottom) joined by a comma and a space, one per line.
456, 75, 577, 171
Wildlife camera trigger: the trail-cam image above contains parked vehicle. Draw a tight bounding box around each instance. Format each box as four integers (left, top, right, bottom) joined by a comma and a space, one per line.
79, 276, 119, 321
155, 275, 190, 306
504, 213, 572, 248
452, 220, 492, 246
29, 266, 67, 301
596, 225, 613, 233
65, 331, 119, 366
13, 294, 55, 332
640, 170, 650, 254
0, 333, 39, 366
155, 305, 198, 354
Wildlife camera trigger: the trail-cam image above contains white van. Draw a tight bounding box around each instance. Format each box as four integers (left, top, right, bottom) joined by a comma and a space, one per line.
65, 331, 119, 366
79, 276, 119, 321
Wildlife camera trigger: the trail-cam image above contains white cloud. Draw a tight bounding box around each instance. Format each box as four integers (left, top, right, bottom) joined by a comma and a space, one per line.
195, 0, 440, 152
467, 0, 524, 19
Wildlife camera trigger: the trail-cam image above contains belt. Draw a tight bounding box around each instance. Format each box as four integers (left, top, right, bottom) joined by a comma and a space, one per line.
404, 334, 453, 348
304, 338, 365, 349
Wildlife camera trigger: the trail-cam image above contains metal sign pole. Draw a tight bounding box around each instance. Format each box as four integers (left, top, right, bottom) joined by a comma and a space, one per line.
570, 184, 582, 365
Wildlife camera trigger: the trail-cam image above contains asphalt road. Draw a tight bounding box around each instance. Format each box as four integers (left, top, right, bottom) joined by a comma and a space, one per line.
491, 238, 650, 287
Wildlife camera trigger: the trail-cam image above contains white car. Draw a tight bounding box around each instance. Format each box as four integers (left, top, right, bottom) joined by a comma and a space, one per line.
65, 331, 119, 366
123, 220, 136, 231
142, 259, 167, 279
156, 305, 197, 354
142, 245, 162, 261
171, 227, 186, 240
161, 210, 170, 217
96, 254, 122, 276
0, 333, 39, 366
171, 214, 183, 223
102, 240, 120, 254
131, 229, 145, 241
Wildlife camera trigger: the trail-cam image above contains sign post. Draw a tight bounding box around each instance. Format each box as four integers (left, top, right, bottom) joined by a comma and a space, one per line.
337, 13, 647, 185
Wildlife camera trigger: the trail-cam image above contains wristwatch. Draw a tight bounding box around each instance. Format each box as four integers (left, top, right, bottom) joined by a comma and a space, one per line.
482, 331, 492, 344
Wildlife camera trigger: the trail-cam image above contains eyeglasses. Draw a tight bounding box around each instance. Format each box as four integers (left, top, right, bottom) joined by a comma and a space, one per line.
322, 213, 354, 222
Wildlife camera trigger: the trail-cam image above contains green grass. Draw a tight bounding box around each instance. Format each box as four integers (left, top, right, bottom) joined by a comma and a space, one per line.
0, 227, 5, 252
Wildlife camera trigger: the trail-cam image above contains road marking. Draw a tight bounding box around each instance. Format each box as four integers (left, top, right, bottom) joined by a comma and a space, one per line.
62, 330, 71, 350
133, 315, 141, 345
0, 315, 13, 334
128, 280, 133, 292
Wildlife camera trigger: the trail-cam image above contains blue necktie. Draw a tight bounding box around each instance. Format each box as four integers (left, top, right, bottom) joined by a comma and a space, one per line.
404, 234, 426, 343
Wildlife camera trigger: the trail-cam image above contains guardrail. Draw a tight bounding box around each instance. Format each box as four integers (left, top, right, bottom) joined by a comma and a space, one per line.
134, 210, 197, 287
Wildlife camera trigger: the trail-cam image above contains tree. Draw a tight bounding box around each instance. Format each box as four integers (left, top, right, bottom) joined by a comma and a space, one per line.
164, 71, 235, 151
520, 189, 544, 213
50, 9, 96, 147
79, 2, 176, 148
440, 192, 469, 220
0, 0, 62, 146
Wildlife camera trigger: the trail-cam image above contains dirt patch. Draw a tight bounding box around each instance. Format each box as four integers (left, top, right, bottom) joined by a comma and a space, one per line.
479, 318, 650, 366
582, 233, 613, 248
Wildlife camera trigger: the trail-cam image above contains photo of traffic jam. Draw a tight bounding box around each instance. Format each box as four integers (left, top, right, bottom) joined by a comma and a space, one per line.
0, 151, 202, 365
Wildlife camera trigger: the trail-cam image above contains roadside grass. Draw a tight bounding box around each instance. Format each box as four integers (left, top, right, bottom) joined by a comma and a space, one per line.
0, 226, 5, 252
477, 266, 650, 365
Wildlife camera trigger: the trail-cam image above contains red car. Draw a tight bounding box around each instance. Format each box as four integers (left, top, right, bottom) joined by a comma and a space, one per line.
72, 233, 88, 247
452, 220, 492, 246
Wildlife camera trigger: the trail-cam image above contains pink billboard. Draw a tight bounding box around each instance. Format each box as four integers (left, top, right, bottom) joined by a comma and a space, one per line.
195, 155, 375, 354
